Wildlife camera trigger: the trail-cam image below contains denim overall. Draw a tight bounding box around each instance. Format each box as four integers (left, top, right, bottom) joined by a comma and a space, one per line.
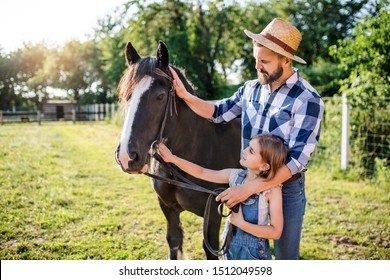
222, 169, 272, 260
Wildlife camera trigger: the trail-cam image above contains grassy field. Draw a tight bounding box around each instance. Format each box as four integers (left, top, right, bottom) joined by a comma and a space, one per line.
0, 122, 389, 260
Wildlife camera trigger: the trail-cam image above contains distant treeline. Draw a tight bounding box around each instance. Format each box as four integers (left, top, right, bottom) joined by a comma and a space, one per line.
0, 0, 387, 111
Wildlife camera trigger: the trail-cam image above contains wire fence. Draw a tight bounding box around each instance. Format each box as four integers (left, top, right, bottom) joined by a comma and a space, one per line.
310, 95, 389, 179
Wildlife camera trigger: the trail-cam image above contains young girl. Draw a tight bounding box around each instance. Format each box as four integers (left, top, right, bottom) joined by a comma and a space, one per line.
158, 134, 287, 260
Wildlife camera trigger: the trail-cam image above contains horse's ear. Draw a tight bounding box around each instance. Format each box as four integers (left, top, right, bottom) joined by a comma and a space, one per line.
124, 42, 141, 66
156, 40, 169, 69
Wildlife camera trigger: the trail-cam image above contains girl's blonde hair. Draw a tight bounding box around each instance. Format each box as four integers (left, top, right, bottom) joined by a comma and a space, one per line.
251, 134, 287, 181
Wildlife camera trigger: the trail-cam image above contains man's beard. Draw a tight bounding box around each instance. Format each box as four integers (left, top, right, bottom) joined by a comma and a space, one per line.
258, 66, 283, 85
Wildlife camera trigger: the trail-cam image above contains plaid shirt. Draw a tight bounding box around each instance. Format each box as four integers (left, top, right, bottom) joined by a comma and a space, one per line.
210, 69, 324, 175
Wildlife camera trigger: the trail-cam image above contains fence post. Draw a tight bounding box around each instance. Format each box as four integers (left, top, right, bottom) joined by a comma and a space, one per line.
99, 104, 104, 120
72, 109, 76, 124
37, 110, 41, 126
341, 93, 349, 170
105, 103, 109, 120
0, 110, 3, 125
95, 104, 99, 121
88, 104, 92, 120
111, 103, 116, 120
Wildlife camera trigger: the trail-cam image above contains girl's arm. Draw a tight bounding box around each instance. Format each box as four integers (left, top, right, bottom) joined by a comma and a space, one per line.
228, 186, 283, 240
158, 143, 231, 184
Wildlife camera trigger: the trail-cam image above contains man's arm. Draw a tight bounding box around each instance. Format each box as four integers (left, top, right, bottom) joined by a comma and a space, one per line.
216, 164, 292, 208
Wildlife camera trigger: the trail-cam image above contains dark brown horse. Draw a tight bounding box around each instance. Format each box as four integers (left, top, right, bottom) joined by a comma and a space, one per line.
115, 41, 241, 259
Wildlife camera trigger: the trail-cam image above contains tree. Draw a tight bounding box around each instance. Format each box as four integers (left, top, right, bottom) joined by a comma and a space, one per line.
38, 40, 108, 105
0, 43, 48, 110
92, 5, 130, 99
274, 0, 372, 65
330, 3, 389, 102
0, 53, 20, 110
189, 0, 234, 98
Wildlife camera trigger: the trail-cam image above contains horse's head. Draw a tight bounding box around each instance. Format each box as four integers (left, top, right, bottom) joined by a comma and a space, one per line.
115, 41, 174, 173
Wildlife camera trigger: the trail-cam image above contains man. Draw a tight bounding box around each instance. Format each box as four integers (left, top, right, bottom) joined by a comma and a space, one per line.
169, 18, 324, 259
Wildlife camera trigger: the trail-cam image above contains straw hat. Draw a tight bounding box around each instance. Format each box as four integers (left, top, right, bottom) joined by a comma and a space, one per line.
244, 18, 306, 64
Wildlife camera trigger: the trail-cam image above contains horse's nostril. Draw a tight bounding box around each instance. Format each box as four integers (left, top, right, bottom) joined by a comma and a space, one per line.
129, 152, 138, 162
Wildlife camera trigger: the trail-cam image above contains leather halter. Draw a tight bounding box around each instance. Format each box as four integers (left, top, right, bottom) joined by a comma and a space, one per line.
153, 68, 177, 144
154, 68, 173, 83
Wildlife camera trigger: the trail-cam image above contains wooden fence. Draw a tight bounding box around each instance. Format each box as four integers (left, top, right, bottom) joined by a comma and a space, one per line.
0, 103, 117, 124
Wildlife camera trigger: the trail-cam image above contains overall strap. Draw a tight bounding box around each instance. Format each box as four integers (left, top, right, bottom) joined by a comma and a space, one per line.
234, 169, 248, 185
224, 169, 248, 256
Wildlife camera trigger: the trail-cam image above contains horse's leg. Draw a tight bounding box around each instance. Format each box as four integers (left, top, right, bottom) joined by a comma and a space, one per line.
158, 197, 186, 260
203, 202, 221, 260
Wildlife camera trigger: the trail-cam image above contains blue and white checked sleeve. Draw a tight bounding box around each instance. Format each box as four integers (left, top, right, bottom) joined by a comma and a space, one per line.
286, 95, 324, 174
210, 85, 244, 123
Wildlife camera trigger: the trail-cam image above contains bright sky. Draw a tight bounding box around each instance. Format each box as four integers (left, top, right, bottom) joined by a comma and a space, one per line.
0, 0, 128, 53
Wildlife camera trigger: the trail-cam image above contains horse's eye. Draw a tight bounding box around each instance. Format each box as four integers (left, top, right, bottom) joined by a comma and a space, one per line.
157, 93, 165, 100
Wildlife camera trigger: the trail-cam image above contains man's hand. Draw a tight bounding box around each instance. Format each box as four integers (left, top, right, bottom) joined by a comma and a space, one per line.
216, 186, 252, 208
169, 66, 215, 120
218, 165, 292, 208
169, 66, 189, 100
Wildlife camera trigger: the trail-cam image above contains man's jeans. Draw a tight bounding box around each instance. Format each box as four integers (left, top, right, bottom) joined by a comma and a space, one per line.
274, 175, 306, 260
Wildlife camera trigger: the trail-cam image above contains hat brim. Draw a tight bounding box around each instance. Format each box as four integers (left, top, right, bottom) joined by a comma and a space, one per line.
244, 29, 307, 64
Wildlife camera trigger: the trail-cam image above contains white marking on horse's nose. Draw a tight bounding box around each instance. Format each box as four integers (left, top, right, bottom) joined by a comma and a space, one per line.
118, 76, 153, 170
119, 152, 131, 170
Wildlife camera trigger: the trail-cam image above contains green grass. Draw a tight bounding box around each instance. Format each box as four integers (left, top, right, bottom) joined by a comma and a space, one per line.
0, 122, 389, 259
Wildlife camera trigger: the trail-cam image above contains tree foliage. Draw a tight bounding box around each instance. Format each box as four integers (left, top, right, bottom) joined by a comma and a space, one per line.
39, 41, 105, 104
274, 0, 372, 65
0, 43, 48, 110
330, 2, 389, 102
0, 0, 383, 109
117, 0, 250, 99
330, 3, 390, 176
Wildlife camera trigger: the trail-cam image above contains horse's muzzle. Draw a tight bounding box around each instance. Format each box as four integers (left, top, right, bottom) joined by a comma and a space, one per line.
115, 143, 149, 174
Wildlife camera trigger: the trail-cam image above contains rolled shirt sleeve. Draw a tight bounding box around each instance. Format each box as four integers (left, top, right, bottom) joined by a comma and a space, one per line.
210, 86, 243, 123
286, 96, 324, 174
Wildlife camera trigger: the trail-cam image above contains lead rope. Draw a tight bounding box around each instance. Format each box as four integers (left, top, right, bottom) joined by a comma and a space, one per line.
146, 151, 239, 257
203, 171, 246, 257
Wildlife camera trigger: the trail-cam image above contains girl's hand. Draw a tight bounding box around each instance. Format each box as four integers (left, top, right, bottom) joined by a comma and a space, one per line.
169, 66, 189, 99
158, 143, 175, 163
227, 204, 244, 227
